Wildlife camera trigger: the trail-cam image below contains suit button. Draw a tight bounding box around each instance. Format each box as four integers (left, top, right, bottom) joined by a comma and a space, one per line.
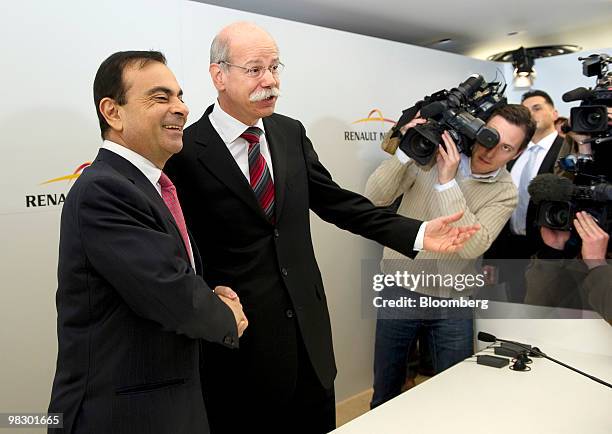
286, 309, 294, 318
274, 229, 279, 238
223, 336, 234, 346
281, 267, 288, 276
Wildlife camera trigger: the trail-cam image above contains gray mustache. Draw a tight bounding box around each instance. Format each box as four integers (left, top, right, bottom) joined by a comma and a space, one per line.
249, 88, 281, 102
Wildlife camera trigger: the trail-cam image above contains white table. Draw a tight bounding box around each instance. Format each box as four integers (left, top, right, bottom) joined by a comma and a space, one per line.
333, 343, 612, 434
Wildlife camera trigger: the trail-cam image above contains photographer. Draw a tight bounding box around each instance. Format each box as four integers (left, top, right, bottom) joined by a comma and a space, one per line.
365, 103, 535, 408
525, 106, 612, 320
525, 211, 611, 321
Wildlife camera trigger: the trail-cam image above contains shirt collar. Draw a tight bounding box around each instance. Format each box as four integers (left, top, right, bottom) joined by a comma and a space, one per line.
101, 140, 162, 188
528, 130, 558, 152
209, 100, 266, 144
461, 153, 500, 182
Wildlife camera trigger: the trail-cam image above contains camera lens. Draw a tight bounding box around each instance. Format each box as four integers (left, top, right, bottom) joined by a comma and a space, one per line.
570, 106, 608, 133
545, 203, 570, 228
400, 123, 442, 165
586, 112, 603, 127
408, 135, 437, 158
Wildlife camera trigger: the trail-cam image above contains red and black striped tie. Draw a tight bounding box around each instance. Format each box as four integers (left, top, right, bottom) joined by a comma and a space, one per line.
241, 127, 275, 222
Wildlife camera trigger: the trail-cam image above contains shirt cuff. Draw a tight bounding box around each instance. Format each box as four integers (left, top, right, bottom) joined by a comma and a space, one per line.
414, 222, 426, 251
434, 179, 458, 192
396, 149, 411, 164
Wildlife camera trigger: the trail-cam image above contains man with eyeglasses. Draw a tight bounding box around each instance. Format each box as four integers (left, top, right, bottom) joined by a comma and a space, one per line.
165, 21, 479, 434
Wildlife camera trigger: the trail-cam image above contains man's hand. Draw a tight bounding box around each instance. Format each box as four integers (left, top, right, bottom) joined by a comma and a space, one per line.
399, 114, 426, 135
540, 226, 570, 251
214, 286, 248, 337
423, 211, 480, 253
574, 211, 609, 269
436, 131, 461, 185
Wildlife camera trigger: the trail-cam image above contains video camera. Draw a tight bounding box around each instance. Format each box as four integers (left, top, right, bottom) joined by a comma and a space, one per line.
529, 54, 612, 233
562, 54, 612, 142
398, 74, 507, 166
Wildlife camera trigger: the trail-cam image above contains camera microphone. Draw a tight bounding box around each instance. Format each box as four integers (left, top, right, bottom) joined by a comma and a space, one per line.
527, 174, 574, 203
528, 173, 612, 204
562, 87, 593, 102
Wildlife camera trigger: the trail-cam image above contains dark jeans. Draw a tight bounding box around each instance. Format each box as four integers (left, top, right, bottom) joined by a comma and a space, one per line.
371, 288, 474, 409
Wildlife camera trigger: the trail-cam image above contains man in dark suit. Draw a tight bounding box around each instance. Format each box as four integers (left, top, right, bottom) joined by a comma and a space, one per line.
48, 51, 247, 434
165, 22, 479, 434
485, 90, 565, 301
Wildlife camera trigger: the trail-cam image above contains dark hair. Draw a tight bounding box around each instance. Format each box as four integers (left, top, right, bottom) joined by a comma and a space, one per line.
93, 51, 166, 138
490, 104, 536, 151
521, 89, 555, 107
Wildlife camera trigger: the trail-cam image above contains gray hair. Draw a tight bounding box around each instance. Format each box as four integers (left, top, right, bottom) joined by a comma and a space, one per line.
210, 33, 230, 70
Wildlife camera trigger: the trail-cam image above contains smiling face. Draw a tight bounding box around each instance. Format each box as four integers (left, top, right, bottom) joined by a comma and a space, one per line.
210, 24, 281, 125
470, 115, 526, 174
100, 61, 189, 168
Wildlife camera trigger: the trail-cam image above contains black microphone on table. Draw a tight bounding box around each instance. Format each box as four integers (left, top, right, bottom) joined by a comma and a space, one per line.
478, 332, 612, 388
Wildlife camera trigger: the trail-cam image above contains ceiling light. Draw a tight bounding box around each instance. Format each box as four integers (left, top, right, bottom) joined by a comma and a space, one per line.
488, 45, 581, 89
512, 47, 536, 88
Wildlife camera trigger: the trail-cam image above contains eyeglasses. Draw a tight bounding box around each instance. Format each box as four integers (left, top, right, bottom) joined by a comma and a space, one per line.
219, 61, 285, 79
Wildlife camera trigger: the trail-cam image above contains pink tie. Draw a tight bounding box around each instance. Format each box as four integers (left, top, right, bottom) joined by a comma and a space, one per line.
158, 172, 193, 262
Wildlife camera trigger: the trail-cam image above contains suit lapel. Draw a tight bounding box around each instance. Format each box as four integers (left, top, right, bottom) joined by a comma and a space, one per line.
507, 134, 563, 174
263, 115, 287, 222
537, 134, 563, 175
193, 105, 279, 224
96, 149, 189, 259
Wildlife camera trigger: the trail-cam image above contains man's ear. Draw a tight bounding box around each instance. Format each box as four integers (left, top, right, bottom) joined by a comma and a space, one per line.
552, 108, 559, 122
99, 97, 123, 133
210, 64, 226, 92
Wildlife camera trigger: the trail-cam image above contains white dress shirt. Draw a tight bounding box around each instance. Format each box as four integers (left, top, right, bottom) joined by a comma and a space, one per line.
509, 130, 558, 234
510, 131, 558, 189
101, 140, 195, 269
208, 102, 274, 182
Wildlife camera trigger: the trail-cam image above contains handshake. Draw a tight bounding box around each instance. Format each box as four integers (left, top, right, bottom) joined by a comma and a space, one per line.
214, 286, 249, 337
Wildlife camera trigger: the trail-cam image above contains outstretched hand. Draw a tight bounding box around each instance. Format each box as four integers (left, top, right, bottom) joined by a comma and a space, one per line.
423, 211, 480, 253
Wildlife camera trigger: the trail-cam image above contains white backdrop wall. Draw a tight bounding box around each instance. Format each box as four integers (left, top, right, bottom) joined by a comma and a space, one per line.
5, 0, 604, 420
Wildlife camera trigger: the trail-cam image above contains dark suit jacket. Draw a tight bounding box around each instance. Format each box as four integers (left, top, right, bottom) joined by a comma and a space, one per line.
486, 133, 565, 259
48, 149, 238, 434
164, 105, 421, 399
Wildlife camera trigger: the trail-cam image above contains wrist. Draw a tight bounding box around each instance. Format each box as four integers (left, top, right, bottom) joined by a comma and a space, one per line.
438, 171, 456, 185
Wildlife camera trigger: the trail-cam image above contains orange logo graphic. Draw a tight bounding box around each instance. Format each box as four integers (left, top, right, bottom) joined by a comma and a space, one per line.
352, 109, 396, 126
40, 162, 91, 185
